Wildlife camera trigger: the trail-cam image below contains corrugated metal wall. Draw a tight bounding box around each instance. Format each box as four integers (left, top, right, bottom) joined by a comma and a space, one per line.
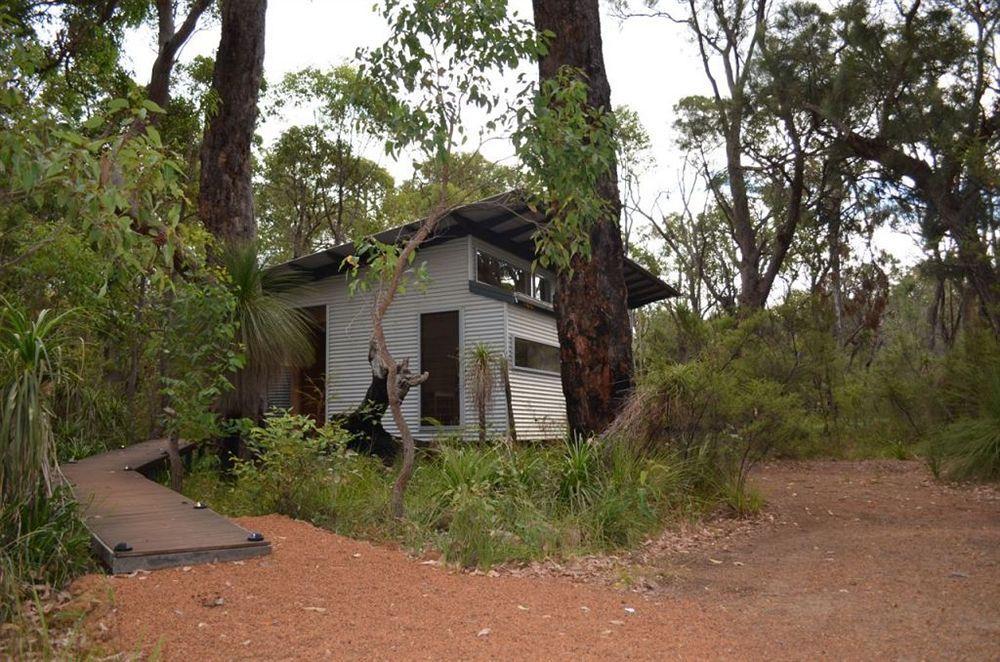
265, 367, 293, 411
280, 235, 569, 441
287, 237, 506, 440
505, 304, 568, 440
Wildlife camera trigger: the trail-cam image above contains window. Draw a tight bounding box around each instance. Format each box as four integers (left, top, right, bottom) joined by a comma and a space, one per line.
476, 249, 553, 303
420, 311, 460, 426
513, 337, 560, 374
532, 274, 552, 303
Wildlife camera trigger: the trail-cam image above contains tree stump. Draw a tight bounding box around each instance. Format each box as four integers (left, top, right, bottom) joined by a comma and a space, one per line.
335, 341, 428, 463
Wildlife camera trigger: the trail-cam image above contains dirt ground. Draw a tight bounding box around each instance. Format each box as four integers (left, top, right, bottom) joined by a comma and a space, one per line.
77, 460, 999, 660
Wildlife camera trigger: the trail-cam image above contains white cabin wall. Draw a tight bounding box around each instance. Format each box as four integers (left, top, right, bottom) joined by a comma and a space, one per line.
505, 304, 567, 439
280, 235, 570, 441
467, 235, 567, 440
287, 237, 507, 440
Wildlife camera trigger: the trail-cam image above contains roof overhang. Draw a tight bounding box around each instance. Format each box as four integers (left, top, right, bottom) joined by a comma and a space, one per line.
273, 191, 679, 309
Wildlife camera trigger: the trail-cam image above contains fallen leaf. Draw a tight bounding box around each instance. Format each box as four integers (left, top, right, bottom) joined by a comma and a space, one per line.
708, 558, 723, 565
303, 607, 327, 613
477, 628, 491, 637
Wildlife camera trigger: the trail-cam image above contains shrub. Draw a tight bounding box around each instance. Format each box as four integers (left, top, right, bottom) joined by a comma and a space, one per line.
609, 310, 818, 503
927, 333, 1000, 481
230, 413, 348, 522
0, 304, 71, 514
1, 488, 93, 625
186, 419, 717, 569
184, 412, 390, 533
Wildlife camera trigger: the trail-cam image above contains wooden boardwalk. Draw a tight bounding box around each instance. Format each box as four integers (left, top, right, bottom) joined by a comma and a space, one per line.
63, 439, 270, 574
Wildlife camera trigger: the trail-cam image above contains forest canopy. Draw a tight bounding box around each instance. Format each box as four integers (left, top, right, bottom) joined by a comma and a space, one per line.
0, 0, 997, 645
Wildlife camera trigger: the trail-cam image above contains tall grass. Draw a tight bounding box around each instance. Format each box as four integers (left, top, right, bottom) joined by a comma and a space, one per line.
1, 488, 92, 624
184, 413, 727, 570
0, 303, 93, 633
927, 333, 1000, 481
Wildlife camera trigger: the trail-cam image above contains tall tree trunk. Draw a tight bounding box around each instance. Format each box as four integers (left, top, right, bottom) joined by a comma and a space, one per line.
148, 0, 213, 109
819, 163, 846, 341
198, 0, 267, 245
533, 0, 634, 438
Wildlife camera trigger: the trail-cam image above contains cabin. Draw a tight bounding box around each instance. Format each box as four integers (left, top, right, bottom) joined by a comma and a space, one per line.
266, 192, 678, 440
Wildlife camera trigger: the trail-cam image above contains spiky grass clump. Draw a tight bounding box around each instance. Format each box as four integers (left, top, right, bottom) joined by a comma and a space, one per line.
929, 334, 1000, 481
218, 242, 315, 420
0, 304, 72, 519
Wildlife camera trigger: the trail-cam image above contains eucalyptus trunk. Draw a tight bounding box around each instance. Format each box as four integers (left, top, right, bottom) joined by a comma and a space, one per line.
199, 0, 266, 245
532, 0, 634, 438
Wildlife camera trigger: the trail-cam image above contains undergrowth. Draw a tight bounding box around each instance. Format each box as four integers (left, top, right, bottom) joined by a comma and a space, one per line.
0, 488, 94, 657
184, 413, 735, 569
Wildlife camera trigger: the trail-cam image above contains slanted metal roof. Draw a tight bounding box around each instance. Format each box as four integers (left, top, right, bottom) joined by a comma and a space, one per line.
274, 191, 679, 308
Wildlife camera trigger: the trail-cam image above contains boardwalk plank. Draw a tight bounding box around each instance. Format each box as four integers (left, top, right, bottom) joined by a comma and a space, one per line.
63, 439, 270, 573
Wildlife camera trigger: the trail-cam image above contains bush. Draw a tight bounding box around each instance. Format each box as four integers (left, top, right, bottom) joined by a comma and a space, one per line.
926, 333, 1000, 481
1, 488, 93, 625
184, 412, 390, 533
611, 309, 819, 496
184, 415, 720, 570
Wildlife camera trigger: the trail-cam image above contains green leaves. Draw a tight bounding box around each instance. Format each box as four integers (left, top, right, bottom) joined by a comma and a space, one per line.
513, 67, 620, 271
0, 301, 73, 513
357, 0, 544, 161
0, 52, 189, 287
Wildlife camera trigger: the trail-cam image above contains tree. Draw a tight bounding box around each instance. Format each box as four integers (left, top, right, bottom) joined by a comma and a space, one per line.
624, 0, 812, 311
380, 152, 522, 225
793, 0, 1000, 335
530, 0, 635, 437
147, 0, 214, 109
218, 243, 314, 423
256, 125, 393, 261
198, 0, 266, 245
352, 0, 541, 518
467, 343, 498, 444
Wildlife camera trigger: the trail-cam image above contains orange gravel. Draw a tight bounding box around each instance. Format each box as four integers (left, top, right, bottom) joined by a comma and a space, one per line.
79, 460, 1000, 660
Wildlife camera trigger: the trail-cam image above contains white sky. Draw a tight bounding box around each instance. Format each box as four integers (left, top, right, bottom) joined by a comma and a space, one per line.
121, 0, 922, 268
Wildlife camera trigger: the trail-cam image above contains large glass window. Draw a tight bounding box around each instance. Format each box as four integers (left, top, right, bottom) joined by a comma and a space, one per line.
513, 337, 561, 374
476, 249, 553, 303
420, 311, 460, 426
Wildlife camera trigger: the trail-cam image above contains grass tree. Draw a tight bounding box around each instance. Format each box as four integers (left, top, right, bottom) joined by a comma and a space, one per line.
347, 0, 543, 518
467, 343, 498, 444
219, 242, 315, 425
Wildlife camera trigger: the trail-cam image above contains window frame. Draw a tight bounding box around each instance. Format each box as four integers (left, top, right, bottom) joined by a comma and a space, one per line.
473, 245, 554, 305
510, 335, 562, 376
